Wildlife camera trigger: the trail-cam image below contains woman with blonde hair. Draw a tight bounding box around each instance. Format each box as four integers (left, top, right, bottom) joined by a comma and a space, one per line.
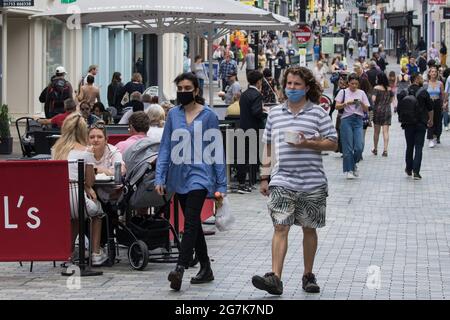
52, 113, 108, 266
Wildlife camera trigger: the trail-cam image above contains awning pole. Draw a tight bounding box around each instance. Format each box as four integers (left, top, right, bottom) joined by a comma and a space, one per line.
208, 27, 214, 107
157, 33, 164, 102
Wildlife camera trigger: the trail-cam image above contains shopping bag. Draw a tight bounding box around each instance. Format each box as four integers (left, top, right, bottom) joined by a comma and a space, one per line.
215, 197, 234, 231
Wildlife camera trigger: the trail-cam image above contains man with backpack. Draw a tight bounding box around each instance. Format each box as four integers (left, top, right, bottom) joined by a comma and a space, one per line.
39, 66, 73, 118
397, 73, 434, 180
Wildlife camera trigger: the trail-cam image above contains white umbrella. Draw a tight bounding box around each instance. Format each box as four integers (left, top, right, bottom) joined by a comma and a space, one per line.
32, 0, 296, 106
32, 0, 277, 24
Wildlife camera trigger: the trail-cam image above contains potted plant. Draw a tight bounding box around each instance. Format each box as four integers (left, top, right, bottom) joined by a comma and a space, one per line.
0, 104, 13, 154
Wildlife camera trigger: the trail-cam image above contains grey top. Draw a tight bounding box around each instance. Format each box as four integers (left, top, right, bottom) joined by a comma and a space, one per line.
244, 53, 256, 70
262, 101, 338, 192
224, 81, 241, 105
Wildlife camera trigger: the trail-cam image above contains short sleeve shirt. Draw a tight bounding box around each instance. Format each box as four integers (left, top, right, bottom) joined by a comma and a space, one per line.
335, 88, 370, 119
262, 101, 338, 192
224, 82, 241, 104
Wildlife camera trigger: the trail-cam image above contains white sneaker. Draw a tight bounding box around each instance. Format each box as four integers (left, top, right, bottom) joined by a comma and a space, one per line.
429, 139, 436, 148
346, 172, 356, 180
445, 126, 449, 131
91, 248, 108, 266
353, 165, 359, 177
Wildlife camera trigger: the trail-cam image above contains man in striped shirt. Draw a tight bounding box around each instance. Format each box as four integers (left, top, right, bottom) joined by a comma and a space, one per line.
252, 67, 338, 295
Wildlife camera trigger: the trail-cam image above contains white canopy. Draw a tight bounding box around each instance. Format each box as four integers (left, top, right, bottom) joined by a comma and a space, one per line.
32, 0, 279, 24
32, 0, 296, 105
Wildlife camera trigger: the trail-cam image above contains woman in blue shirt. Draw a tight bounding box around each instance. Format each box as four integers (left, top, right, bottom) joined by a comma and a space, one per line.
155, 72, 227, 291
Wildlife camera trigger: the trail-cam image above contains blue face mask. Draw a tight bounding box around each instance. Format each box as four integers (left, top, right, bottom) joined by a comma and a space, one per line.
285, 89, 306, 103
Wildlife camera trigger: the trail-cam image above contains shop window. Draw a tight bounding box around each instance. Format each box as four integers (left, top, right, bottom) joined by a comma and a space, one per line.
46, 20, 63, 82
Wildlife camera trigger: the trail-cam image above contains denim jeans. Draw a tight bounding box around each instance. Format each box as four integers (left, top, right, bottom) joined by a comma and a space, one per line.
340, 114, 364, 173
443, 112, 449, 128
198, 78, 204, 97
404, 124, 426, 174
177, 189, 209, 268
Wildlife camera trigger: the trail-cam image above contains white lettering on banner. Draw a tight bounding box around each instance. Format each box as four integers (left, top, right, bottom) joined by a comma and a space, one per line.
2, 196, 41, 230
4, 196, 18, 229
26, 208, 41, 230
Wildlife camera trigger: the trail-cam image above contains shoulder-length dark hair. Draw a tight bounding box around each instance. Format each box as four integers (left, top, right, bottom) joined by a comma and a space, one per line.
174, 72, 206, 105
111, 72, 121, 84
377, 72, 389, 90
281, 66, 322, 104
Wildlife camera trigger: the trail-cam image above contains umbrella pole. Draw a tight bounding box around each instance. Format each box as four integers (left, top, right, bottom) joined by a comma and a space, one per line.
158, 34, 164, 102
208, 27, 214, 107
189, 27, 196, 72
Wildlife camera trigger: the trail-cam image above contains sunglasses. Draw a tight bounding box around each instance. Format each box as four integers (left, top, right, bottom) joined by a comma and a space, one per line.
89, 121, 106, 129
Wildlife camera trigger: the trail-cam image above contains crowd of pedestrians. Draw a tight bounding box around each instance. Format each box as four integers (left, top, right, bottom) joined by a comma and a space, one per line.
33, 25, 450, 297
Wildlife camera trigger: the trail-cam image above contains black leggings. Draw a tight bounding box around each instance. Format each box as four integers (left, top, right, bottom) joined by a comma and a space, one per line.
427, 99, 443, 140
177, 189, 208, 268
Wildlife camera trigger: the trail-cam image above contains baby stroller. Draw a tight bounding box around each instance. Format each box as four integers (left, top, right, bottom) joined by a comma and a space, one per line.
15, 117, 60, 157
109, 137, 181, 270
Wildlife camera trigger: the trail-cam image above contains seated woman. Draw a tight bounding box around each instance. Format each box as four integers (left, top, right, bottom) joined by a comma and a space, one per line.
146, 104, 166, 144
86, 121, 125, 203
79, 100, 101, 126
52, 113, 108, 266
92, 102, 112, 124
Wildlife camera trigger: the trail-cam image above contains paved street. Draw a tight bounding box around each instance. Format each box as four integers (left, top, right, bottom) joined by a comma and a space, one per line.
1, 57, 450, 299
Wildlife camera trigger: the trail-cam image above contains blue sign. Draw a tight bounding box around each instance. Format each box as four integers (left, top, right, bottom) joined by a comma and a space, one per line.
202, 62, 219, 82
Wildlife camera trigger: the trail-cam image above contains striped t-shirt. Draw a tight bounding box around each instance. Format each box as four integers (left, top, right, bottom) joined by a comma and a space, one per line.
262, 101, 338, 192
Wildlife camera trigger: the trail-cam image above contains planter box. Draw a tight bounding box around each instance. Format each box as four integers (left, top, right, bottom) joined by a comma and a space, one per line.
0, 137, 13, 154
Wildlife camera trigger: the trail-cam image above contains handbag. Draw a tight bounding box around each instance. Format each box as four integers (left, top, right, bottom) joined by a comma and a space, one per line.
323, 78, 330, 89
363, 111, 370, 127
330, 72, 339, 84
121, 92, 129, 106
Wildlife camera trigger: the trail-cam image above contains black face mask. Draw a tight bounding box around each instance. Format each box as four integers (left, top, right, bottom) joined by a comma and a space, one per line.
177, 91, 195, 106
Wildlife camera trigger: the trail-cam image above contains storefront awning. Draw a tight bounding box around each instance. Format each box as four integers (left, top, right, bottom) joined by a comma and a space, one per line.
384, 11, 413, 28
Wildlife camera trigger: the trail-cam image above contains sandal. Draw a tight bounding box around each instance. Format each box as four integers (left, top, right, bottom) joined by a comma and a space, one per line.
382, 151, 388, 157
371, 149, 377, 155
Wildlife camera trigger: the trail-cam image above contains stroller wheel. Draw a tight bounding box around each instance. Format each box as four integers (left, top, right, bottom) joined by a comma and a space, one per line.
128, 240, 149, 270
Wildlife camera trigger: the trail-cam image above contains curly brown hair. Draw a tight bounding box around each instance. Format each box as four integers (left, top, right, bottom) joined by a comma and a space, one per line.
281, 66, 323, 104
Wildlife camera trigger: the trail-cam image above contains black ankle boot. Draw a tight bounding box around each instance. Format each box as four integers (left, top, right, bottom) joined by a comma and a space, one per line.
168, 265, 185, 291
190, 260, 214, 284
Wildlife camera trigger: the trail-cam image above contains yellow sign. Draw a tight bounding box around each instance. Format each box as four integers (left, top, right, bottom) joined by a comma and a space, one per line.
309, 0, 315, 13
240, 0, 255, 6
299, 48, 307, 55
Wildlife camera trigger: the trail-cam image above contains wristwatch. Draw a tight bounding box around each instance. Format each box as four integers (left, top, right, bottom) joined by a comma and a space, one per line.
260, 177, 270, 182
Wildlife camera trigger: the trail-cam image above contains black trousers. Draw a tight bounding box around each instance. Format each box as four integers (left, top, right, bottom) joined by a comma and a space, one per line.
404, 124, 426, 174
177, 190, 208, 268
221, 78, 228, 92
427, 99, 443, 140
236, 132, 260, 186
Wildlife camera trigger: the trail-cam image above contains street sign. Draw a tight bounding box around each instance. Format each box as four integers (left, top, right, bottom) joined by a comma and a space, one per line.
343, 0, 356, 11
299, 48, 307, 67
294, 25, 312, 45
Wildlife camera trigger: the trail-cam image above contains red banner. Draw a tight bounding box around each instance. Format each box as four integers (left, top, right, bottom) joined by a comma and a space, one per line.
429, 0, 446, 5
0, 160, 71, 261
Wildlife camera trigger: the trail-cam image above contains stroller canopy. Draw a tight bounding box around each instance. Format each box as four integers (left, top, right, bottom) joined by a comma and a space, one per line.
123, 137, 160, 186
